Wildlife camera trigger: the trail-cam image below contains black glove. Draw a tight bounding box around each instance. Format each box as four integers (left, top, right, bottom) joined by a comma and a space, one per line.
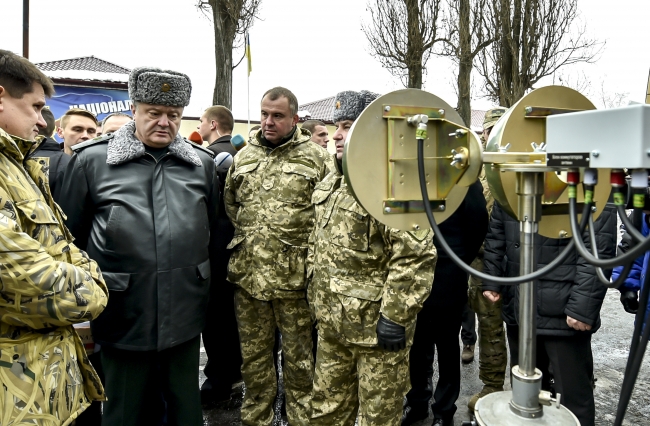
620, 291, 639, 314
376, 314, 406, 352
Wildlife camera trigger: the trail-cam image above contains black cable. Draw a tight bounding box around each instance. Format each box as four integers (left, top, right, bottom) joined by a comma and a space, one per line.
569, 197, 650, 268
416, 139, 588, 286
616, 202, 646, 243
587, 213, 633, 289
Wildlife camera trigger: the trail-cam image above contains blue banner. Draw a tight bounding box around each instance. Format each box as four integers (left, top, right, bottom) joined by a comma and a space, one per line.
49, 85, 132, 124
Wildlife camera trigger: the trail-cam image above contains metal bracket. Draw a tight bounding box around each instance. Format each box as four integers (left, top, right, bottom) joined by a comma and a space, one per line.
524, 106, 585, 118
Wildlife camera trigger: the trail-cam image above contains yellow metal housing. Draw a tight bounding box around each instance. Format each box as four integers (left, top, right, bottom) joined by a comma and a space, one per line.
343, 89, 482, 231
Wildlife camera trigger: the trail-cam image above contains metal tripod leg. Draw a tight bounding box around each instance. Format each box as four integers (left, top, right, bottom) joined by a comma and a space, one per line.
474, 171, 580, 426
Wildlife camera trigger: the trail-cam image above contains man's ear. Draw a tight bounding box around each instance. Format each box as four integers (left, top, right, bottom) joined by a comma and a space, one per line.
0, 86, 5, 113
292, 114, 299, 126
56, 126, 64, 138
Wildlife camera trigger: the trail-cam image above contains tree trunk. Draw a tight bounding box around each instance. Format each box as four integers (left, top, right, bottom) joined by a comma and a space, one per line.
406, 0, 423, 89
210, 0, 235, 109
456, 0, 471, 126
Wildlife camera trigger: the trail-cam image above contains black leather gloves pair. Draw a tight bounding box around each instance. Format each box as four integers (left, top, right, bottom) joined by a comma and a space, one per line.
376, 314, 406, 351
620, 290, 639, 314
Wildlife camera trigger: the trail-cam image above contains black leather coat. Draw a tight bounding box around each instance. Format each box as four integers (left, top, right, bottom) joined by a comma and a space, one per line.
59, 124, 219, 351
482, 203, 617, 336
426, 180, 488, 312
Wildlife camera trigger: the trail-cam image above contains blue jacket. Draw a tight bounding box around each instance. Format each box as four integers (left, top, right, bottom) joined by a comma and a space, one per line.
612, 215, 650, 310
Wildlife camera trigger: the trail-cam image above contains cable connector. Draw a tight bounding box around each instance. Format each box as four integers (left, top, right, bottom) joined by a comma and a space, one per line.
584, 168, 598, 186
567, 169, 580, 186
610, 170, 626, 188
630, 169, 648, 189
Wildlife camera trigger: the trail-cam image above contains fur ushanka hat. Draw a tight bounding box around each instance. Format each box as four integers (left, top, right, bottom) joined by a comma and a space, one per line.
332, 90, 380, 123
128, 67, 192, 107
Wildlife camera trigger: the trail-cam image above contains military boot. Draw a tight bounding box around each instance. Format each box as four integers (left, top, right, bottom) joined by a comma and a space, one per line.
467, 386, 503, 411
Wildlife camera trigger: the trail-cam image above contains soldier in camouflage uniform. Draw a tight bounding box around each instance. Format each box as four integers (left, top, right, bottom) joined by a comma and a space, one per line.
224, 87, 330, 426
465, 107, 509, 411
0, 49, 108, 425
308, 90, 437, 426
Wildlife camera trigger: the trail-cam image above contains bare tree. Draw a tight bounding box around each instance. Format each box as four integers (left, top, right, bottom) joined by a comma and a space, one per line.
198, 0, 261, 109
362, 0, 443, 89
437, 0, 493, 126
478, 0, 603, 107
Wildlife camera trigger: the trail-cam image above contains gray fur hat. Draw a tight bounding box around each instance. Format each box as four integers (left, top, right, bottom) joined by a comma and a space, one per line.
332, 90, 380, 123
128, 67, 192, 107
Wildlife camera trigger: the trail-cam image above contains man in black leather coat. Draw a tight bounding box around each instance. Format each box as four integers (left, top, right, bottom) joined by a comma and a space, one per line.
59, 67, 219, 426
198, 105, 242, 404
402, 180, 489, 426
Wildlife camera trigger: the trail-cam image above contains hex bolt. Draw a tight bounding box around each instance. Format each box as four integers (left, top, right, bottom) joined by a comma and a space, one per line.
525, 106, 533, 114
592, 150, 600, 158
438, 205, 446, 211
559, 230, 568, 238
438, 109, 445, 116
592, 206, 597, 212
384, 106, 391, 112
384, 207, 392, 213
413, 224, 420, 231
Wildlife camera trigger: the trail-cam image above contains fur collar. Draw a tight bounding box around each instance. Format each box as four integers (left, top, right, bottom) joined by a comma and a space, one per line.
107, 121, 202, 166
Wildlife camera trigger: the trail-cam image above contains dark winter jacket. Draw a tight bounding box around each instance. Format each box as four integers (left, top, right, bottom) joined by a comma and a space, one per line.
59, 121, 219, 351
30, 137, 69, 204
483, 203, 617, 336
207, 135, 237, 253
425, 180, 488, 311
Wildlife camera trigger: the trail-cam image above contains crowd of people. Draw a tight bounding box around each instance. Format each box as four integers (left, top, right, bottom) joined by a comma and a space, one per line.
0, 48, 640, 426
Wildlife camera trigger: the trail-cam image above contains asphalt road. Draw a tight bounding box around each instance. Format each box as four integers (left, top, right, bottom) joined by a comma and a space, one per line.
200, 289, 650, 425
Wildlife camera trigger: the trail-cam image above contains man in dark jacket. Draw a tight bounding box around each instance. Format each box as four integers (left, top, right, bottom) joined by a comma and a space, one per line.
59, 67, 219, 426
32, 107, 69, 203
197, 105, 242, 404
403, 180, 488, 426
482, 202, 617, 426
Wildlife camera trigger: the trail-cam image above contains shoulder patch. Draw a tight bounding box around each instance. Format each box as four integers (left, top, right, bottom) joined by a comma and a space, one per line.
185, 140, 215, 158
408, 229, 431, 241
72, 134, 112, 151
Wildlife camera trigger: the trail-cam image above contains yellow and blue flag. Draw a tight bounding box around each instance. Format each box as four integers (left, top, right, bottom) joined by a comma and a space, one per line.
246, 33, 252, 76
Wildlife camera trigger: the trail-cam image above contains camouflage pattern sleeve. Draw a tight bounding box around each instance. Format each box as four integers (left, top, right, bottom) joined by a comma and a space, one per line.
0, 194, 108, 329
379, 228, 437, 327
224, 163, 239, 226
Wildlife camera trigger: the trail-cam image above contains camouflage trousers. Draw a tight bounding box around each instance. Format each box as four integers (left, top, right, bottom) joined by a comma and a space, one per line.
234, 288, 314, 426
311, 331, 410, 426
468, 257, 507, 389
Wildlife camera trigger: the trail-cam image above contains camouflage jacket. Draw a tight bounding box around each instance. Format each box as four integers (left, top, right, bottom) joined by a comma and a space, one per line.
308, 167, 437, 347
224, 127, 330, 300
0, 128, 108, 425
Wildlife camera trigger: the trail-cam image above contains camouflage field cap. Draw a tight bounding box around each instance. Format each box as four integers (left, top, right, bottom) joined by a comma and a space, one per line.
332, 90, 380, 123
128, 67, 192, 107
483, 106, 507, 130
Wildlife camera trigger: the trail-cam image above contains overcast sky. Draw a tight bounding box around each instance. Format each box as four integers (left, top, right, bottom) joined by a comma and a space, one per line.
2, 0, 649, 119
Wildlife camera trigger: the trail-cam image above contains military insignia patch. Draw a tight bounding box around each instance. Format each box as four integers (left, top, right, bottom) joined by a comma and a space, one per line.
408, 229, 431, 241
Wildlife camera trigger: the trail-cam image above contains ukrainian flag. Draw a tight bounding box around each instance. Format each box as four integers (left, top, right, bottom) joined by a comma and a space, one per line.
246, 33, 252, 76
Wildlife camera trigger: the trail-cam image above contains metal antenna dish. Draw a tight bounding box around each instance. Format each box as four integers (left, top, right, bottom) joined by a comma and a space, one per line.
343, 89, 482, 231
485, 86, 611, 238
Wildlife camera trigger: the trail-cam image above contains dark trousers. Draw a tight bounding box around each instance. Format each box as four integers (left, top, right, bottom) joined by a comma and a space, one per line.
101, 335, 202, 426
202, 272, 242, 391
506, 325, 595, 426
461, 303, 477, 346
74, 351, 104, 426
406, 303, 464, 422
